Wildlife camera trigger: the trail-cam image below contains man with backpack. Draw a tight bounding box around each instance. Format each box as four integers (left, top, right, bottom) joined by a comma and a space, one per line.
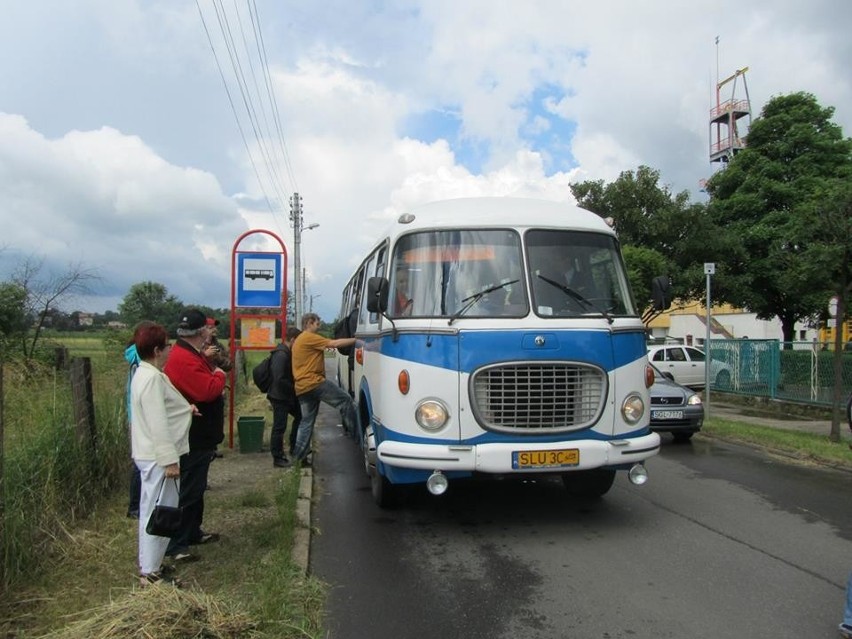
266, 327, 302, 468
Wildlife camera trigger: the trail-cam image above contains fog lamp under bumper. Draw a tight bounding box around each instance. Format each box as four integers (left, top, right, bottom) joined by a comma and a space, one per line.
426, 471, 449, 495
627, 463, 649, 485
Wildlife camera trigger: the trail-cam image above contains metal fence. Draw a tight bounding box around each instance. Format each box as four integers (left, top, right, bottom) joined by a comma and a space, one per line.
707, 339, 852, 407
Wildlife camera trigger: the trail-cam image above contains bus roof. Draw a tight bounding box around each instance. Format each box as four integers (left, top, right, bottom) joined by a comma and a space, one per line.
385, 197, 615, 237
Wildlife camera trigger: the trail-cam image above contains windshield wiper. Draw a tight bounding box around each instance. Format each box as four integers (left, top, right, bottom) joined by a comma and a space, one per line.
536, 273, 612, 323
448, 279, 518, 325
536, 274, 594, 308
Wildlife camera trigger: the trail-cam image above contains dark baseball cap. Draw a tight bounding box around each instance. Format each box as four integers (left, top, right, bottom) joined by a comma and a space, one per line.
178, 308, 207, 330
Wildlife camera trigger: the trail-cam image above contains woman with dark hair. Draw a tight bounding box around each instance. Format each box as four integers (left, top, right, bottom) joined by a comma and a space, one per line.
130, 323, 193, 586
125, 320, 156, 519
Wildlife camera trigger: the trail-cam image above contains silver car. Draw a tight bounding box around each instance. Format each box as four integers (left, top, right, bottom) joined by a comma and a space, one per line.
647, 344, 732, 389
649, 364, 704, 442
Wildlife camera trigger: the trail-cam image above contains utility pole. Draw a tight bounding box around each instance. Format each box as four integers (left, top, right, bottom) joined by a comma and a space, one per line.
289, 193, 303, 328
289, 192, 319, 329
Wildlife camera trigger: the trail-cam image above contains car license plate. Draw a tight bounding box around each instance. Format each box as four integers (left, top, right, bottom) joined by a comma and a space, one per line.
652, 410, 684, 420
513, 448, 579, 469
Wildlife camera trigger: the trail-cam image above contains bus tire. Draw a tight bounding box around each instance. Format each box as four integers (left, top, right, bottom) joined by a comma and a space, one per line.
561, 469, 616, 499
370, 465, 399, 509
364, 424, 399, 508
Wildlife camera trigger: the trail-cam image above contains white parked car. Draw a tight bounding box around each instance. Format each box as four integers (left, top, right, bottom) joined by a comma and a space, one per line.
647, 344, 732, 389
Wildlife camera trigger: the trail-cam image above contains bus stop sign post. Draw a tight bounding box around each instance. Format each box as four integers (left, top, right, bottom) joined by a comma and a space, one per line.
229, 230, 288, 449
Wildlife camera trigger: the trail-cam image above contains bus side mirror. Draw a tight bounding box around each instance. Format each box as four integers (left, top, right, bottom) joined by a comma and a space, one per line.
651, 275, 671, 311
367, 276, 389, 313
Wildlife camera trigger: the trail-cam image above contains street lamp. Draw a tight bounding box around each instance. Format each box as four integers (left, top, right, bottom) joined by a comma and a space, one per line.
309, 293, 322, 312
290, 193, 319, 328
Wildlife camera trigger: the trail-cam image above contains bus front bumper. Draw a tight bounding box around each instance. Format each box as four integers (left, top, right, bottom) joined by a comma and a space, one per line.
376, 432, 661, 474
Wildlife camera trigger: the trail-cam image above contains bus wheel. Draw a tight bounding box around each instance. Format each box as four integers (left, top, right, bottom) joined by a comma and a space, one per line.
561, 469, 616, 499
363, 424, 377, 477
370, 464, 399, 509
364, 425, 398, 508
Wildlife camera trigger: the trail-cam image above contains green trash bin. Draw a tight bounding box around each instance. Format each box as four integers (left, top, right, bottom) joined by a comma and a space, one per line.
237, 416, 265, 453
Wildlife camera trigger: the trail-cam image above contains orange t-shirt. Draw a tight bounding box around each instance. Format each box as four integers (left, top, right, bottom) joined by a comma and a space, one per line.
292, 331, 330, 396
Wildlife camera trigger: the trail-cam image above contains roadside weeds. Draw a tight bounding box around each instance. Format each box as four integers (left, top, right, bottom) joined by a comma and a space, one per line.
0, 393, 326, 639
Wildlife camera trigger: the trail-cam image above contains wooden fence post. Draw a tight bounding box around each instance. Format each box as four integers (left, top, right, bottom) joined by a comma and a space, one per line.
0, 360, 5, 588
69, 358, 98, 472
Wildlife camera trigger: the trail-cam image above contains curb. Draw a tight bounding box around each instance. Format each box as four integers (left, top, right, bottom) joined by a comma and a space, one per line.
292, 468, 312, 574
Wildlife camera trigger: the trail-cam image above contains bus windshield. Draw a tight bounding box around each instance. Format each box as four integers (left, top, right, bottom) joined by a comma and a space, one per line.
527, 229, 636, 317
390, 229, 526, 318
388, 227, 637, 319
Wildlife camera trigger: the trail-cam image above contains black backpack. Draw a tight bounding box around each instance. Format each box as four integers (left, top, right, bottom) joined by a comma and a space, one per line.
251, 351, 275, 393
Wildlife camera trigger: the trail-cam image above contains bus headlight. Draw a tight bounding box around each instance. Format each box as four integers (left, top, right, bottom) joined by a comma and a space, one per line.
415, 400, 449, 432
621, 393, 645, 425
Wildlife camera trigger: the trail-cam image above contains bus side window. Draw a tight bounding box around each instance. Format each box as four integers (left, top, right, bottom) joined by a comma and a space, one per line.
370, 246, 387, 324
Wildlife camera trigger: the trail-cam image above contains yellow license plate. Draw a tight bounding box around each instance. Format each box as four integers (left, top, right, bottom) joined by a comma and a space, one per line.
513, 448, 580, 469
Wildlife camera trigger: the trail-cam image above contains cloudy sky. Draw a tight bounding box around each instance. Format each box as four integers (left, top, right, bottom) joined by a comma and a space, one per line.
1, 0, 850, 321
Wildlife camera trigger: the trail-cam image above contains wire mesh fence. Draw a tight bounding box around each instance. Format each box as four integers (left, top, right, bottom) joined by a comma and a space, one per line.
707, 339, 852, 406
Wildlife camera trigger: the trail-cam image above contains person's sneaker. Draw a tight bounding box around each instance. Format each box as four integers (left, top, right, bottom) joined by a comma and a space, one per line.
273, 456, 291, 468
299, 456, 313, 468
189, 531, 220, 545
139, 571, 182, 588
165, 550, 198, 563
126, 509, 139, 519
839, 623, 852, 638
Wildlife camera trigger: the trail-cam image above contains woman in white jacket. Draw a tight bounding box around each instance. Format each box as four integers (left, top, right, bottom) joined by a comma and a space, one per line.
130, 323, 193, 586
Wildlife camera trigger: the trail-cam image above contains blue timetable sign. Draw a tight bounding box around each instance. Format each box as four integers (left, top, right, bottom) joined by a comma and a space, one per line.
236, 253, 282, 307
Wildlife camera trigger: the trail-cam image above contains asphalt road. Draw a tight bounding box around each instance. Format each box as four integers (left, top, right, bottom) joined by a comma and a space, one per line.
309, 408, 852, 639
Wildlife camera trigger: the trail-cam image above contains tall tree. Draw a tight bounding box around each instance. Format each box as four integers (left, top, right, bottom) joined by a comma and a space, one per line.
705, 92, 852, 342
571, 165, 712, 308
118, 281, 183, 332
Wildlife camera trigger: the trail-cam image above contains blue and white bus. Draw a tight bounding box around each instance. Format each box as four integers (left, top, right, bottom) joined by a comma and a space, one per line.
336, 197, 669, 507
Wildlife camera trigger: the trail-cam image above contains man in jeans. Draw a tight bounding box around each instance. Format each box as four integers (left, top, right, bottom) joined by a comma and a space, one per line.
291, 313, 358, 466
163, 308, 227, 561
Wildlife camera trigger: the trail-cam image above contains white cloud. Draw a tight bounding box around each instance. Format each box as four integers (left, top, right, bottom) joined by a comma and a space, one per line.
0, 0, 850, 320
0, 113, 239, 311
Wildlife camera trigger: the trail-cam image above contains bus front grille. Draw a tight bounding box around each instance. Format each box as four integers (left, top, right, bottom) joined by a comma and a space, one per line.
470, 362, 606, 432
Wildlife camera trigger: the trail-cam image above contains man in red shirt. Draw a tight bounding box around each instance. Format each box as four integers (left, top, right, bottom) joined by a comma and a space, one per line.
163, 308, 227, 561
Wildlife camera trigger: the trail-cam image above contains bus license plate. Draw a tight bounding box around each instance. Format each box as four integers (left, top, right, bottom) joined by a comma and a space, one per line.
513, 449, 579, 469
652, 410, 684, 420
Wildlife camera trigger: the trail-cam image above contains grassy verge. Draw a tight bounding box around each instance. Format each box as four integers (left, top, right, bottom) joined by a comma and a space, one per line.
1, 452, 325, 639
701, 417, 852, 470
1, 385, 326, 639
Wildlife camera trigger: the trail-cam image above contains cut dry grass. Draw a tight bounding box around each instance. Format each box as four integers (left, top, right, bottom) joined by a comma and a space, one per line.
35, 585, 260, 639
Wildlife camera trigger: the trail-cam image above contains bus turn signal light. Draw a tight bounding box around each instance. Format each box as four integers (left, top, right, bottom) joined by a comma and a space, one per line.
398, 370, 410, 395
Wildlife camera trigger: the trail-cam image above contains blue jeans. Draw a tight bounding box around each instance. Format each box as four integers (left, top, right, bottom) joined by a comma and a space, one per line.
293, 380, 358, 461
844, 572, 852, 626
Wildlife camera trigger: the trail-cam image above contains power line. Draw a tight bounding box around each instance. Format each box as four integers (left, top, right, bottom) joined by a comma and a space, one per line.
195, 0, 277, 215
210, 0, 288, 208
248, 0, 299, 194
196, 0, 305, 239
